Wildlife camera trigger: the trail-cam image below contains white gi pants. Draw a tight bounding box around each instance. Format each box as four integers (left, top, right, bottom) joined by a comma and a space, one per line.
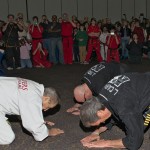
0, 112, 15, 145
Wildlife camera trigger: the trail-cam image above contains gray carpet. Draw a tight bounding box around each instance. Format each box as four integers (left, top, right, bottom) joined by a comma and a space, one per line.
0, 60, 150, 150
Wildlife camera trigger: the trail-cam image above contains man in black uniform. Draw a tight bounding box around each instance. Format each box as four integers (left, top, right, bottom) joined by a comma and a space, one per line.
67, 61, 129, 115
2, 14, 23, 70
80, 73, 150, 150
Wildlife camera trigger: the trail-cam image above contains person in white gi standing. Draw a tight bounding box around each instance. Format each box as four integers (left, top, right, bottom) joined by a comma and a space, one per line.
0, 77, 64, 145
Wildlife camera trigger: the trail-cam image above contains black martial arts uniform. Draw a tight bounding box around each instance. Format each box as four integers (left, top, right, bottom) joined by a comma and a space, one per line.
82, 61, 130, 96
98, 72, 150, 150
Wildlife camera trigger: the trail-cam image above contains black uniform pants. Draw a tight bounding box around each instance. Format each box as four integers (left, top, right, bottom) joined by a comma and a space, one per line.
5, 47, 20, 68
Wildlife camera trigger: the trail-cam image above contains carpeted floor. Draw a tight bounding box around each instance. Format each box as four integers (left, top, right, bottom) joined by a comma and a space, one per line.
0, 59, 150, 150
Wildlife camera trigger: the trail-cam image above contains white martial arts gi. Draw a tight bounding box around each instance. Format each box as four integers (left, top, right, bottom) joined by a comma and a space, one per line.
0, 77, 49, 145
99, 32, 109, 60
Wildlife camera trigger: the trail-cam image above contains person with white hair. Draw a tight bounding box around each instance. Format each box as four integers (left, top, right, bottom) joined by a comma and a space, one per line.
0, 77, 64, 145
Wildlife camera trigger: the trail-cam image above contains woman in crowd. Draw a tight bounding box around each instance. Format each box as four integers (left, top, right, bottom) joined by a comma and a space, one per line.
29, 16, 43, 67
127, 33, 143, 63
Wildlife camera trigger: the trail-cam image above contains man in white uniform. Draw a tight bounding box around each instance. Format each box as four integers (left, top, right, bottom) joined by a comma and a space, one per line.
0, 77, 64, 145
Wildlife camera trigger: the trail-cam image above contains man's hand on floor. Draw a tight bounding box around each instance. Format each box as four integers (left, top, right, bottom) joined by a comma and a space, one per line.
81, 133, 100, 144
49, 128, 64, 136
45, 121, 55, 126
66, 103, 81, 113
82, 139, 109, 148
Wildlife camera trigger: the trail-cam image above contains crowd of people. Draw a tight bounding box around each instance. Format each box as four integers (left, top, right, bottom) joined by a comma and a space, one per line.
0, 12, 150, 70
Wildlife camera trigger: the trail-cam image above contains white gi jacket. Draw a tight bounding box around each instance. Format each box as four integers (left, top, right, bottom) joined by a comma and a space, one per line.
0, 77, 49, 142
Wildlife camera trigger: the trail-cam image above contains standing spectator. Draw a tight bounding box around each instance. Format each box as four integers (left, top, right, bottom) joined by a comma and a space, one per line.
73, 28, 80, 63
72, 15, 78, 24
143, 34, 150, 58
115, 22, 121, 36
17, 13, 29, 39
76, 21, 80, 31
0, 20, 4, 40
106, 27, 120, 63
48, 15, 64, 64
97, 20, 102, 30
19, 38, 32, 68
105, 18, 113, 32
127, 33, 143, 63
39, 15, 53, 63
130, 21, 135, 33
76, 24, 88, 64
0, 48, 4, 69
101, 18, 107, 28
0, 21, 5, 69
84, 18, 102, 64
146, 20, 150, 35
120, 20, 131, 59
29, 16, 43, 67
146, 34, 150, 58
58, 17, 62, 24
99, 26, 109, 60
83, 16, 89, 24
133, 20, 145, 43
2, 14, 23, 70
84, 22, 89, 32
61, 13, 76, 64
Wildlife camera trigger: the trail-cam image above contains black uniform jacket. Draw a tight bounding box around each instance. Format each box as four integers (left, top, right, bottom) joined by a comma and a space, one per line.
82, 61, 130, 96
98, 73, 150, 150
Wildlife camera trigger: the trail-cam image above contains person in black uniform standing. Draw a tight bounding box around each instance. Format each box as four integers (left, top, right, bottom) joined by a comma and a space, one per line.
80, 73, 150, 150
67, 61, 130, 115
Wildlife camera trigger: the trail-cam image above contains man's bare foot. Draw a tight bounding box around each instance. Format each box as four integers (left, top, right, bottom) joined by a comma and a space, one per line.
66, 103, 82, 113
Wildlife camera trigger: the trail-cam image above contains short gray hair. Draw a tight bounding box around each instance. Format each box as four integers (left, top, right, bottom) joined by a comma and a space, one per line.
44, 87, 60, 105
80, 96, 105, 127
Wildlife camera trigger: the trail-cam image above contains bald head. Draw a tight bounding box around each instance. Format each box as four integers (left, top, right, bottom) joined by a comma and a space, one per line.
74, 83, 92, 103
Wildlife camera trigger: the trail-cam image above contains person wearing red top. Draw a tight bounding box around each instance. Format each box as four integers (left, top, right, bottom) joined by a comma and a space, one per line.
84, 18, 102, 64
133, 20, 145, 44
61, 13, 76, 64
106, 27, 120, 63
29, 16, 44, 67
32, 42, 51, 68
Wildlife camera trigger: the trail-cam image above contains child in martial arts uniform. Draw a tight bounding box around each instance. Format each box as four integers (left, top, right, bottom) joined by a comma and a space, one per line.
0, 77, 64, 145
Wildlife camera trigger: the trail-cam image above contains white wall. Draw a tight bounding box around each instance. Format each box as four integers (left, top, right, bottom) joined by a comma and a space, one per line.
9, 0, 27, 20
93, 0, 107, 20
147, 0, 150, 19
0, 0, 149, 23
108, 0, 121, 22
0, 0, 9, 21
135, 0, 146, 18
45, 0, 61, 19
78, 0, 92, 20
28, 0, 44, 22
62, 0, 77, 18
122, 0, 134, 21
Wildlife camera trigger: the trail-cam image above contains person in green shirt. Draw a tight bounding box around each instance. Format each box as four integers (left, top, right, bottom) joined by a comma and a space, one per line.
76, 24, 88, 64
